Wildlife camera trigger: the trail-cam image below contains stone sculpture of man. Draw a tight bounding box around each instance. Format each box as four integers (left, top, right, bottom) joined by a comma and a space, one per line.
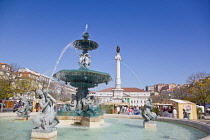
16, 96, 32, 117
142, 98, 157, 121
32, 89, 59, 130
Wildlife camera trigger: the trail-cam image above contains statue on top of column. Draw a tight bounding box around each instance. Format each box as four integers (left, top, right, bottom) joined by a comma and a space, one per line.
116, 45, 120, 53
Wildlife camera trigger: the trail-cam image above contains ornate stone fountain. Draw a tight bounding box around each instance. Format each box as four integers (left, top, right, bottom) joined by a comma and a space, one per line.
53, 30, 112, 127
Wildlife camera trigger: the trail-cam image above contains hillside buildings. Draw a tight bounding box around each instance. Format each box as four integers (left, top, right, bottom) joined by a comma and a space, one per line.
146, 83, 177, 95
0, 63, 76, 101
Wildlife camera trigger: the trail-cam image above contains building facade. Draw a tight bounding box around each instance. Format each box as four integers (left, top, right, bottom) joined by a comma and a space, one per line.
94, 87, 150, 107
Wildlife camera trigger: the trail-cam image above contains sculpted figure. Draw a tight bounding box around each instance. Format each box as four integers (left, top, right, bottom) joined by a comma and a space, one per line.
142, 99, 157, 121
82, 95, 99, 115
75, 100, 83, 115
32, 89, 59, 130
61, 104, 70, 112
16, 96, 32, 117
78, 53, 91, 68
116, 45, 120, 53
69, 99, 77, 111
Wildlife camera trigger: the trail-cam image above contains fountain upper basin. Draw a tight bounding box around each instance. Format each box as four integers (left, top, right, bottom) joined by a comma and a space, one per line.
73, 39, 98, 51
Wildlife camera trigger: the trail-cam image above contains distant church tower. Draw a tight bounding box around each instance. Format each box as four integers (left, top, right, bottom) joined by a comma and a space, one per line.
113, 46, 124, 100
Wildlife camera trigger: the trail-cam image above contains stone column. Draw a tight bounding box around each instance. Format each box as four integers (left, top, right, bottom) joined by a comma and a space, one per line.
115, 51, 121, 89
113, 46, 124, 99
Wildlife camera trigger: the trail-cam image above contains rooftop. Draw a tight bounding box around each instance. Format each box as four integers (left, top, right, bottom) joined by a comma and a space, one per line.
97, 87, 147, 92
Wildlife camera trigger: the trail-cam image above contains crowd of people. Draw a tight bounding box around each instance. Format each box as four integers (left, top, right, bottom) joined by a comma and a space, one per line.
115, 106, 142, 115
161, 106, 177, 118
114, 105, 189, 120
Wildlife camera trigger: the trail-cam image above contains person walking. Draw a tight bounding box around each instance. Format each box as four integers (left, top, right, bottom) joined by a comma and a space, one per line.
128, 108, 133, 115
183, 109, 188, 119
173, 107, 177, 118
117, 106, 120, 114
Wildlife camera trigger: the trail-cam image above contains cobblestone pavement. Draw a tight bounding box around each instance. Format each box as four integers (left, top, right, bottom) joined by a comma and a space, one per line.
197, 119, 210, 125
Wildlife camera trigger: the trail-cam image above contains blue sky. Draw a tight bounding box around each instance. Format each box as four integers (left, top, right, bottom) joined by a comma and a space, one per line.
0, 0, 209, 91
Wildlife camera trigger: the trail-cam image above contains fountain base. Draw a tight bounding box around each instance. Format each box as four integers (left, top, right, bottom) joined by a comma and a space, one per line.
31, 128, 57, 139
143, 120, 156, 128
15, 116, 30, 121
58, 116, 104, 128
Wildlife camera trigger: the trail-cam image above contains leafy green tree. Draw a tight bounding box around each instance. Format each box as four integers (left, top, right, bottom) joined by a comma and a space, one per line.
0, 69, 16, 112
15, 78, 38, 98
187, 78, 210, 115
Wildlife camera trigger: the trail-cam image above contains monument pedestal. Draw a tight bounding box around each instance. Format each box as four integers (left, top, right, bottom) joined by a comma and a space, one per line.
143, 120, 156, 128
31, 128, 57, 139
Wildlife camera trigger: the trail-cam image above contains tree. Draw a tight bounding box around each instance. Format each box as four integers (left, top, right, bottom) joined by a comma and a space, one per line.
150, 94, 164, 103
9, 63, 22, 72
171, 85, 189, 100
15, 78, 39, 99
186, 72, 209, 83
187, 78, 210, 115
0, 68, 16, 112
0, 63, 26, 112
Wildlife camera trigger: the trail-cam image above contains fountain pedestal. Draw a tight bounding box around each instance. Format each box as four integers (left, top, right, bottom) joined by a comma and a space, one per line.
143, 120, 156, 128
31, 128, 57, 139
81, 116, 104, 127
58, 115, 104, 128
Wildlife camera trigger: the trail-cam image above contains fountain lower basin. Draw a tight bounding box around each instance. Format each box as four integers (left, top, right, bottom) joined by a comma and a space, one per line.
0, 116, 207, 140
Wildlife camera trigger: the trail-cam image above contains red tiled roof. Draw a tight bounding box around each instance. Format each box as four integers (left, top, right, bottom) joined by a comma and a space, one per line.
0, 63, 9, 65
89, 91, 95, 94
97, 87, 146, 92
167, 88, 175, 91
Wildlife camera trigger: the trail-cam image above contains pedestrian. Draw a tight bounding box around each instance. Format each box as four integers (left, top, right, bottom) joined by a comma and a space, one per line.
117, 106, 120, 114
183, 109, 188, 119
13, 102, 20, 112
173, 107, 177, 118
124, 106, 127, 113
122, 106, 125, 113
128, 108, 133, 115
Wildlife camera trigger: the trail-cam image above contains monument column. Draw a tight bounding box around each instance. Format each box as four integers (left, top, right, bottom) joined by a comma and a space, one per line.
113, 46, 124, 100
115, 45, 121, 89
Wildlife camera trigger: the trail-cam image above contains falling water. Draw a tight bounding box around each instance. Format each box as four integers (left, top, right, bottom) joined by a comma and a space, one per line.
121, 61, 144, 88
85, 24, 88, 32
47, 42, 73, 88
